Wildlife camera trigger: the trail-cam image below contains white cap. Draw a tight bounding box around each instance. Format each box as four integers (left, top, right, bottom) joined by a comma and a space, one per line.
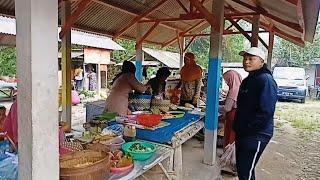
239, 47, 266, 61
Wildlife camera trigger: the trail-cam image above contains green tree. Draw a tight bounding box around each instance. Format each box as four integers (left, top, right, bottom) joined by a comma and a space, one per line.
0, 48, 17, 76
273, 21, 320, 67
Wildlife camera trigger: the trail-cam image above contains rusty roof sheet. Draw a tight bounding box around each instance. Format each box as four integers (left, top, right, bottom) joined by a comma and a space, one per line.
0, 0, 319, 47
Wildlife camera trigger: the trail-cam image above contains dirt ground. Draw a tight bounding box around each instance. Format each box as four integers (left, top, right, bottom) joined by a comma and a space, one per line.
223, 99, 320, 180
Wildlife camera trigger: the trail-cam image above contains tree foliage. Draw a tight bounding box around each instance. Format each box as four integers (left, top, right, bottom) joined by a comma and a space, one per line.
273, 21, 320, 67
0, 48, 16, 76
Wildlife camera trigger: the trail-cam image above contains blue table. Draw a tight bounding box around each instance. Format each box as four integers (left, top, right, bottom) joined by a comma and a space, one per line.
136, 113, 203, 144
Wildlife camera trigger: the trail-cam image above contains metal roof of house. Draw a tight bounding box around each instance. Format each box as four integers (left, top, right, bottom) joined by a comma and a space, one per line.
0, 16, 124, 50
143, 47, 180, 69
116, 60, 161, 66
0, 0, 318, 47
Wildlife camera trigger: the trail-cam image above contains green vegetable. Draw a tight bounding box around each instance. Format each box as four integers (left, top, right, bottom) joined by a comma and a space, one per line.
129, 143, 152, 152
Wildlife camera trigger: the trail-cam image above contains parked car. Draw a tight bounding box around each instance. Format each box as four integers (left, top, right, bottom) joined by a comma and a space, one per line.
273, 67, 307, 103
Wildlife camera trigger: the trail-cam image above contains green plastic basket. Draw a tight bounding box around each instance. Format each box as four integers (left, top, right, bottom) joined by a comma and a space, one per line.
122, 142, 156, 161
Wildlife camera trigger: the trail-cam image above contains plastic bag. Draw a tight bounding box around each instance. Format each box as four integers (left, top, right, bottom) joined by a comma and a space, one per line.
0, 153, 18, 180
219, 142, 236, 172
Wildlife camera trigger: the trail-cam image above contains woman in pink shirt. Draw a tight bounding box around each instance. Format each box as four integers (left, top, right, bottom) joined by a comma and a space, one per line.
219, 70, 242, 147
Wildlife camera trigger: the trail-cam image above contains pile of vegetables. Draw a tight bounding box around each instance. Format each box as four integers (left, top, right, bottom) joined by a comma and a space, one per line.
129, 143, 152, 152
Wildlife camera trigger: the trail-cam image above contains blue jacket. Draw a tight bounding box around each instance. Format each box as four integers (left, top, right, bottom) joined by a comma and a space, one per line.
233, 64, 278, 138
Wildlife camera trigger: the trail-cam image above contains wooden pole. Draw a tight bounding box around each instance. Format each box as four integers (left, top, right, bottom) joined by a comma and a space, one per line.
135, 23, 143, 81
267, 30, 274, 69
61, 0, 72, 125
252, 14, 260, 47
204, 0, 224, 165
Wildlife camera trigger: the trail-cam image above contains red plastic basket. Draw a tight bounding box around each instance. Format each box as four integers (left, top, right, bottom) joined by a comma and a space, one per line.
137, 114, 162, 127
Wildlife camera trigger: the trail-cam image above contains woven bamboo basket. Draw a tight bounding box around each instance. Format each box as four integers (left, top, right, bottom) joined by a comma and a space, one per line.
150, 99, 171, 112
60, 150, 110, 180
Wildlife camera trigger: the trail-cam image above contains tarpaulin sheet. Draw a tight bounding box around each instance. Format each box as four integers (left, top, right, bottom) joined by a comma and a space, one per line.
136, 113, 203, 144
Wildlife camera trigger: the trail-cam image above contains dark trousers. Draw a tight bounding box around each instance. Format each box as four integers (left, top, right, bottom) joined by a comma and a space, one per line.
75, 80, 82, 91
235, 135, 270, 180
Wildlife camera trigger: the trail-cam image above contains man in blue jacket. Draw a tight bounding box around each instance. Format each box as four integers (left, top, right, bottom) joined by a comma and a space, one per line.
233, 47, 278, 180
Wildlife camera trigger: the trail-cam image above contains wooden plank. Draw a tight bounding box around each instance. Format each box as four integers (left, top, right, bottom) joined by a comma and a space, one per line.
59, 0, 91, 38
258, 35, 268, 49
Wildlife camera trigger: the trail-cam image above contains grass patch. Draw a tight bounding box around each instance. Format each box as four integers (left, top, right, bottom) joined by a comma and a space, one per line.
275, 100, 320, 132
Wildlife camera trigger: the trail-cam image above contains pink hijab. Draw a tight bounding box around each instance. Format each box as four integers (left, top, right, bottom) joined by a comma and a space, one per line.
223, 70, 242, 101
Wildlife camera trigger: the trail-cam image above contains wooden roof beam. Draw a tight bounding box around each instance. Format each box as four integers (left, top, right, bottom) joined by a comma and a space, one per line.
183, 36, 197, 52
162, 20, 206, 48
189, 0, 219, 32
231, 0, 303, 33
112, 0, 171, 39
175, 0, 189, 13
243, 18, 304, 46
285, 0, 298, 5
59, 0, 92, 38
228, 18, 252, 42
136, 21, 160, 47
225, 12, 259, 18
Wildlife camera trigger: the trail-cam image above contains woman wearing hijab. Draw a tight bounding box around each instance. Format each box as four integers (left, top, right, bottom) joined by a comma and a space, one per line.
220, 70, 242, 147
105, 61, 148, 115
176, 52, 203, 107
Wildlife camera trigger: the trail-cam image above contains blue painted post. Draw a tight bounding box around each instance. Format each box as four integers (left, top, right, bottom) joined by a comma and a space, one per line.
136, 23, 143, 81
204, 0, 224, 165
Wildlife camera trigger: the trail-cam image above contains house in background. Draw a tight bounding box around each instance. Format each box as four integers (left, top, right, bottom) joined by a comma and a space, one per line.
306, 58, 320, 87
0, 16, 124, 95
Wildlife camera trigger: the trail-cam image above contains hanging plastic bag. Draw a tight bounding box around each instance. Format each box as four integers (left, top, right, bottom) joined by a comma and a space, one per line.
219, 142, 236, 173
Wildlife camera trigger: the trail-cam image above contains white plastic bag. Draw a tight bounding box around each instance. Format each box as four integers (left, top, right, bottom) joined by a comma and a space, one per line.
219, 142, 236, 172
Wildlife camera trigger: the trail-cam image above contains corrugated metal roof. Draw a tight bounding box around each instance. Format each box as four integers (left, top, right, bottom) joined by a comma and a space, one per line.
116, 60, 161, 66
0, 16, 124, 50
0, 0, 319, 47
142, 47, 180, 69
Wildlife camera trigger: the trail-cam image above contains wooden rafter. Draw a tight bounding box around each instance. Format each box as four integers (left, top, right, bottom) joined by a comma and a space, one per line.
285, 0, 298, 5
162, 20, 206, 48
59, 0, 92, 38
175, 0, 189, 13
232, 0, 303, 33
182, 30, 267, 37
113, 0, 169, 39
243, 18, 304, 46
189, 0, 219, 32
139, 13, 204, 23
258, 36, 268, 49
228, 18, 252, 42
136, 21, 160, 47
184, 36, 196, 52
225, 12, 259, 18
